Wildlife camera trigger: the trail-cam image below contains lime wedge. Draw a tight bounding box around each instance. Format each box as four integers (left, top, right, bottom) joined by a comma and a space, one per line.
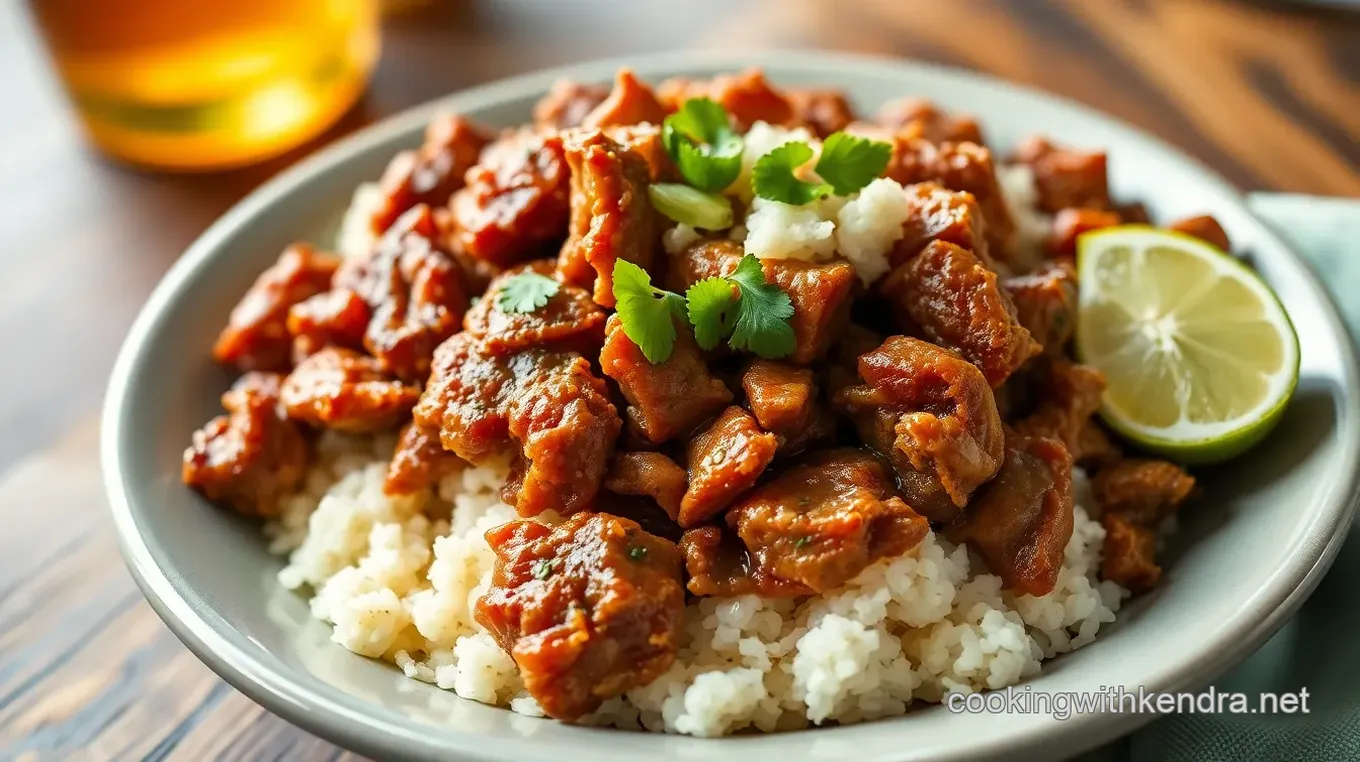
1075, 225, 1299, 464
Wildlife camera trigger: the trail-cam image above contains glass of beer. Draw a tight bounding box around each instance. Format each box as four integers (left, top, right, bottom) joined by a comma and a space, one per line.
27, 0, 381, 171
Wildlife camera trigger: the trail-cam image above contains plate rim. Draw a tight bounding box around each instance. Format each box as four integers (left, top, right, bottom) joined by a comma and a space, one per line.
101, 48, 1360, 761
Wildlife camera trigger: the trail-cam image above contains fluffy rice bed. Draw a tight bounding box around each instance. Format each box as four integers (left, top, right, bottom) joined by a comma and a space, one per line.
266, 433, 1127, 736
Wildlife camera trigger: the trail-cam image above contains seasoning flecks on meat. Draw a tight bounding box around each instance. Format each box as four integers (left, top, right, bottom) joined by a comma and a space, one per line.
581, 68, 668, 129
599, 315, 732, 445
1003, 261, 1078, 356
287, 288, 371, 363
183, 372, 309, 516
1168, 214, 1231, 252
687, 449, 929, 597
213, 244, 340, 372
414, 332, 621, 516
885, 137, 1016, 261
557, 130, 661, 307
947, 433, 1074, 597
463, 261, 607, 356
881, 240, 1040, 388
604, 451, 688, 522
739, 358, 834, 455
450, 130, 573, 268
370, 114, 492, 235
384, 421, 465, 495
876, 98, 985, 146
334, 205, 472, 381
678, 406, 779, 528
832, 336, 1004, 523
534, 80, 610, 130
657, 68, 796, 132
1011, 137, 1112, 213
280, 347, 421, 433
476, 513, 685, 720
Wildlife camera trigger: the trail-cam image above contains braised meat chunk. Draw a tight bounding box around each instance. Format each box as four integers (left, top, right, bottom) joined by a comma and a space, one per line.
787, 88, 855, 137
893, 182, 992, 270
534, 80, 609, 130
604, 451, 688, 522
451, 130, 573, 268
877, 98, 984, 145
415, 332, 621, 516
476, 513, 685, 720
280, 348, 421, 432
1102, 512, 1161, 593
1012, 137, 1111, 213
739, 359, 834, 454
334, 205, 472, 381
183, 372, 309, 516
287, 288, 370, 362
679, 406, 779, 527
599, 315, 732, 445
557, 130, 661, 306
1048, 208, 1121, 258
691, 449, 929, 596
213, 244, 340, 372
1013, 360, 1108, 462
657, 69, 796, 132
581, 68, 668, 129
881, 240, 1040, 387
947, 433, 1074, 597
385, 421, 465, 495
1003, 262, 1078, 355
370, 114, 492, 235
885, 138, 1015, 261
833, 336, 1004, 523
1094, 459, 1196, 525
463, 262, 606, 356
1168, 214, 1231, 251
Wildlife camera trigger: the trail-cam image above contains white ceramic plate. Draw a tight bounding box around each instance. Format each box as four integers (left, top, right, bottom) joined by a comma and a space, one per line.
103, 50, 1360, 762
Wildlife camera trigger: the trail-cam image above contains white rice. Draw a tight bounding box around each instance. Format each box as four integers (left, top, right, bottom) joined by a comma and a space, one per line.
997, 164, 1052, 270
266, 438, 1126, 736
335, 182, 383, 259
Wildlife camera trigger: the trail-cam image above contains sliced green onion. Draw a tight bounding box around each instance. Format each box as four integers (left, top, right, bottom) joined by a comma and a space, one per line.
648, 183, 734, 231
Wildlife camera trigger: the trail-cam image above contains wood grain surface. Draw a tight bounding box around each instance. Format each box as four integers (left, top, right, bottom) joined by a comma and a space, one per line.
0, 0, 1355, 759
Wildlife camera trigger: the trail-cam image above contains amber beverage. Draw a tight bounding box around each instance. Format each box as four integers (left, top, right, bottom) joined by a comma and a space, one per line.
28, 0, 380, 170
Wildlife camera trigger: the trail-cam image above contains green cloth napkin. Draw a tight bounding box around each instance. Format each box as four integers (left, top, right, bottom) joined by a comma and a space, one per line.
1083, 194, 1360, 762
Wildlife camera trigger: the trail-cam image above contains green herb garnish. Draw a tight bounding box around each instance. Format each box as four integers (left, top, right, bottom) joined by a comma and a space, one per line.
794, 536, 811, 549
532, 559, 554, 580
648, 183, 734, 230
612, 259, 688, 364
684, 277, 738, 350
684, 255, 796, 359
752, 132, 892, 205
662, 98, 743, 193
628, 546, 648, 561
752, 141, 829, 206
495, 271, 560, 314
814, 132, 893, 196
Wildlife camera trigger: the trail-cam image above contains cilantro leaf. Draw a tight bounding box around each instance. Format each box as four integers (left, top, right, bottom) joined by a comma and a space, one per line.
751, 141, 832, 206
662, 98, 743, 193
648, 184, 733, 230
815, 132, 893, 196
495, 271, 560, 313
612, 259, 687, 364
685, 277, 738, 350
726, 255, 796, 359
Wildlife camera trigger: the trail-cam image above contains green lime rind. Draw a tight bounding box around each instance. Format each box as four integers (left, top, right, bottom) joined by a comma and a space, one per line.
1074, 225, 1302, 466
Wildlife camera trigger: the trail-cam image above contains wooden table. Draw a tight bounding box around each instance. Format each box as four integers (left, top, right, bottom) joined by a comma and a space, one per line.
0, 1, 1356, 759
